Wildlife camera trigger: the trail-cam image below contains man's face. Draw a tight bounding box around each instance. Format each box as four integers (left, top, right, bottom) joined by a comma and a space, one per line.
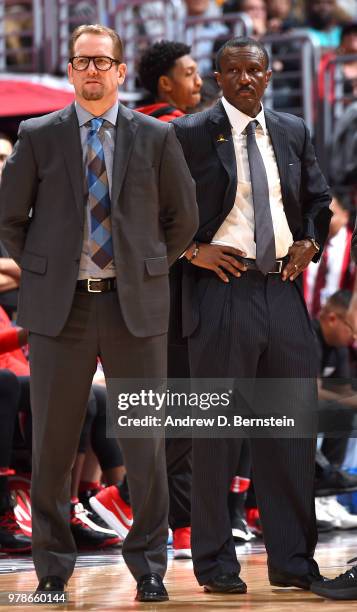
328, 198, 349, 237
165, 55, 202, 111
0, 138, 13, 179
185, 0, 210, 16
340, 31, 357, 55
267, 0, 291, 20
215, 45, 271, 116
327, 308, 356, 347
68, 33, 126, 106
242, 0, 267, 19
308, 0, 335, 28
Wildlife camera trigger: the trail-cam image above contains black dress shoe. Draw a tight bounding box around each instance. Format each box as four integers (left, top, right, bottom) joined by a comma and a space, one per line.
36, 576, 66, 593
269, 567, 325, 590
135, 573, 169, 602
203, 572, 247, 593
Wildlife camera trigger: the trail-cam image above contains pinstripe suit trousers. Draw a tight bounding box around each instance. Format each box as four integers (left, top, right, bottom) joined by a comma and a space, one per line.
188, 269, 318, 584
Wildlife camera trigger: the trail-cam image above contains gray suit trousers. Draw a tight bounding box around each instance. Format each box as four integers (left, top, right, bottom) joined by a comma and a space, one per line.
29, 290, 169, 582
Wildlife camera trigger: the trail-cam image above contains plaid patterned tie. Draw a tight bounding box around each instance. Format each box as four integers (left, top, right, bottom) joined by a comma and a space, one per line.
86, 117, 113, 269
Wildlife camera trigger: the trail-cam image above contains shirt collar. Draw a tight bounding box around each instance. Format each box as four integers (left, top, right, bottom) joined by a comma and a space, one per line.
221, 96, 267, 136
75, 100, 119, 127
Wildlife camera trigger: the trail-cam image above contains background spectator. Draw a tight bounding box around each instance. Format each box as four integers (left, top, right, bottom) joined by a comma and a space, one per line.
304, 0, 345, 49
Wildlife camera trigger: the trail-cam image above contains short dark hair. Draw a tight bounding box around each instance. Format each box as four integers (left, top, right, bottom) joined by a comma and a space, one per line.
138, 40, 191, 96
325, 290, 352, 313
69, 24, 123, 62
215, 37, 270, 72
331, 189, 353, 213
341, 21, 357, 40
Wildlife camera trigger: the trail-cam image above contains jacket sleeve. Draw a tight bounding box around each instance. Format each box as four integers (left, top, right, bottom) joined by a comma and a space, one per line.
158, 124, 198, 267
299, 120, 332, 262
0, 121, 38, 264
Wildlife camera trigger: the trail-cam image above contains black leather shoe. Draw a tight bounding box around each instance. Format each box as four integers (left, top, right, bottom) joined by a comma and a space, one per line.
36, 576, 66, 593
135, 573, 169, 602
269, 567, 325, 590
203, 572, 247, 593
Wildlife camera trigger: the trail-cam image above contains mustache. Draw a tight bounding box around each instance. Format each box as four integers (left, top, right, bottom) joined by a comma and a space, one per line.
237, 86, 254, 93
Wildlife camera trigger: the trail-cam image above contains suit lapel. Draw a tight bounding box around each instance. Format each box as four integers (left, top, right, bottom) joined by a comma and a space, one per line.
208, 101, 237, 215
55, 103, 85, 226
265, 110, 290, 206
111, 103, 138, 206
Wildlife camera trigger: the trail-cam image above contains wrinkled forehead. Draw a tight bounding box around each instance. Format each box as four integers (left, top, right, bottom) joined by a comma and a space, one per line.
220, 45, 267, 69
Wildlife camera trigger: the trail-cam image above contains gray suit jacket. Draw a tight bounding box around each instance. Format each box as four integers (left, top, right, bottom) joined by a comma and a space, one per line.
0, 102, 198, 337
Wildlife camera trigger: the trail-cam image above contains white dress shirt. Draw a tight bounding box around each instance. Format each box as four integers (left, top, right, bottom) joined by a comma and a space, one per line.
212, 97, 293, 259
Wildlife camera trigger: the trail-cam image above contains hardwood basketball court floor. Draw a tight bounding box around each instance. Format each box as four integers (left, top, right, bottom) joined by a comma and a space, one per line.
0, 531, 356, 611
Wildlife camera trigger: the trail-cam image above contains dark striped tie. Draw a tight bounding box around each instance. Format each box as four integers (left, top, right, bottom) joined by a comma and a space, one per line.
87, 117, 113, 269
246, 120, 276, 275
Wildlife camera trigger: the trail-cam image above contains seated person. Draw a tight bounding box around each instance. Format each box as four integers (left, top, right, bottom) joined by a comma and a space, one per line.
313, 290, 357, 528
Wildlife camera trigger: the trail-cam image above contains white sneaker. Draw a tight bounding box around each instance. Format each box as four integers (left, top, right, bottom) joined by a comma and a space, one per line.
320, 496, 357, 529
232, 518, 255, 542
315, 497, 335, 523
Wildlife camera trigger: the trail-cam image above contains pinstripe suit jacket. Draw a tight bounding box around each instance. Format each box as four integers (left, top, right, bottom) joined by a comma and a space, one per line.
173, 100, 332, 337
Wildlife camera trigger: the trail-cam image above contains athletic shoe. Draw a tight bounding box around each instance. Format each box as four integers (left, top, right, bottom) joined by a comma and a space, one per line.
89, 485, 133, 539
311, 565, 357, 600
8, 473, 32, 536
246, 508, 263, 537
0, 508, 32, 553
70, 502, 121, 550
315, 497, 336, 532
78, 486, 120, 534
319, 497, 357, 529
315, 469, 357, 496
232, 517, 255, 542
173, 527, 191, 559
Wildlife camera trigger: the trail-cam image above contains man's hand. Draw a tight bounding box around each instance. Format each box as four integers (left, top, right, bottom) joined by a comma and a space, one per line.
0, 258, 21, 280
282, 240, 318, 281
187, 244, 248, 283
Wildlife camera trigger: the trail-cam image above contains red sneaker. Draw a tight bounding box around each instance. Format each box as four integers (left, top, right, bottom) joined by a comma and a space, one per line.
173, 527, 191, 559
89, 485, 133, 540
246, 508, 263, 537
0, 508, 32, 553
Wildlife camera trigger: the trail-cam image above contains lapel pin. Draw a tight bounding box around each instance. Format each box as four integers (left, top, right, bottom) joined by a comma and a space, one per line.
217, 134, 228, 143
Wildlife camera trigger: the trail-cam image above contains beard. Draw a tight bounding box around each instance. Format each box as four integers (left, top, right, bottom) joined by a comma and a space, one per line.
81, 83, 104, 100
309, 13, 333, 30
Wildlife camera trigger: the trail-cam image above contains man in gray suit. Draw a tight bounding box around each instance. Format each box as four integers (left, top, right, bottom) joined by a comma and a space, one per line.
0, 24, 198, 602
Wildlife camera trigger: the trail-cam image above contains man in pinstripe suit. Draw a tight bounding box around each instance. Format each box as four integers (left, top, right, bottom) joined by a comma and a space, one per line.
173, 37, 332, 594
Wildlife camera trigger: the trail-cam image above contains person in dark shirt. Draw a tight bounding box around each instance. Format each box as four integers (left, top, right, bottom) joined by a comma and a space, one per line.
313, 290, 357, 497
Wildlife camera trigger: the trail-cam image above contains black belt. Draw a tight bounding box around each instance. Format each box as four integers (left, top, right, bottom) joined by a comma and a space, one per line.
76, 278, 117, 293
235, 256, 289, 274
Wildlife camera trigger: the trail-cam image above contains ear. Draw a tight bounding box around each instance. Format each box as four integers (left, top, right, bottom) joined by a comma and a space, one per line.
328, 312, 338, 324
265, 69, 272, 88
158, 74, 173, 94
117, 63, 127, 86
68, 62, 74, 85
214, 71, 222, 89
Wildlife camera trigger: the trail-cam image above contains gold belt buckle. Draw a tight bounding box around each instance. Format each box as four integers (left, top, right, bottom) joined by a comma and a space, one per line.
87, 278, 103, 293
